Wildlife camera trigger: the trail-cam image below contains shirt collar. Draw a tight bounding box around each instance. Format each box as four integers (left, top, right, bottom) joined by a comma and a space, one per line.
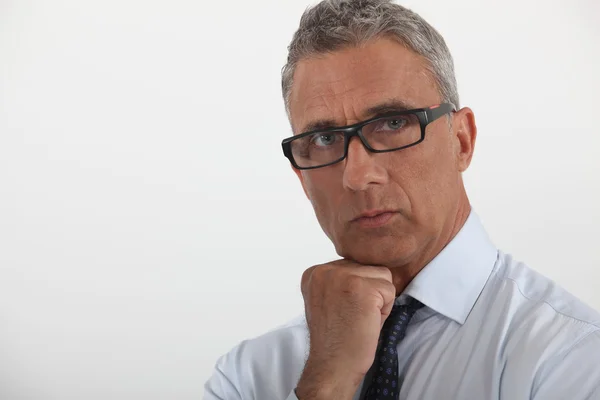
397, 210, 498, 325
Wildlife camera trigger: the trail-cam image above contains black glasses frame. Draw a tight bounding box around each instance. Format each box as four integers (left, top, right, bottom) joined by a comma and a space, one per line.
282, 103, 456, 170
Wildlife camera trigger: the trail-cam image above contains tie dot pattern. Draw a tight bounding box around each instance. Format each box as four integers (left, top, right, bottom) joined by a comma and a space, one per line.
363, 299, 423, 400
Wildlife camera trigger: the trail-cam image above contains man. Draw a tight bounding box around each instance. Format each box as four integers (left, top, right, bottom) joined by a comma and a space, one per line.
204, 0, 600, 399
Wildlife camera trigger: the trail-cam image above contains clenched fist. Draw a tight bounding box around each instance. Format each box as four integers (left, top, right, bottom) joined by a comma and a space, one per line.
296, 260, 398, 400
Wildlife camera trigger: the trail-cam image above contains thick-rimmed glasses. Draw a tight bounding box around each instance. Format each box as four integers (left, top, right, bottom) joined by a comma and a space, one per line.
282, 103, 455, 170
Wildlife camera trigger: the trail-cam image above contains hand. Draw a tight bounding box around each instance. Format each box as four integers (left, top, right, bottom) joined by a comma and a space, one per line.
295, 260, 397, 400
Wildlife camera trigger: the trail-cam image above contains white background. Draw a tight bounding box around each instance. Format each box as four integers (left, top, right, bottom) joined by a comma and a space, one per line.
1, 0, 599, 399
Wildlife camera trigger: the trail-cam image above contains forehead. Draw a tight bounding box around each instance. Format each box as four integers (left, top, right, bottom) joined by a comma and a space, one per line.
289, 37, 440, 133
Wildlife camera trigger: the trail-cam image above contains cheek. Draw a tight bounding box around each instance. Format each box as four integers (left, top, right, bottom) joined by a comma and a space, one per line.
388, 137, 456, 208
302, 171, 339, 216
302, 174, 344, 241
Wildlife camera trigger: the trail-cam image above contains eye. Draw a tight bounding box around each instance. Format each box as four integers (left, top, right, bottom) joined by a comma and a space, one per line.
382, 117, 408, 131
311, 133, 338, 147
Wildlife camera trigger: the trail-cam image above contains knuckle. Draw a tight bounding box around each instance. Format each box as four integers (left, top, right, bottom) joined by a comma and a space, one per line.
301, 266, 316, 295
384, 281, 396, 299
372, 265, 393, 281
301, 264, 331, 293
301, 266, 314, 285
386, 279, 396, 293
382, 267, 393, 281
342, 275, 365, 294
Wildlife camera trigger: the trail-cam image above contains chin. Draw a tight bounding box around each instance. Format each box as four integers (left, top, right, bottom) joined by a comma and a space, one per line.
336, 233, 418, 267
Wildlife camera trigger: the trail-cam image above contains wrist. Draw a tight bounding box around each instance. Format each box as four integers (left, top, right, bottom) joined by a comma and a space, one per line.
295, 359, 363, 400
296, 383, 353, 400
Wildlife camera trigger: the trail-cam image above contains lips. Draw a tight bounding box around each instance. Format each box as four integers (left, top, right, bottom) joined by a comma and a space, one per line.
354, 209, 396, 220
352, 210, 397, 228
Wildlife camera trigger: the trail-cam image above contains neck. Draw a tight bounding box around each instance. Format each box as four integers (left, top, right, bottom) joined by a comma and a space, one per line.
390, 196, 472, 296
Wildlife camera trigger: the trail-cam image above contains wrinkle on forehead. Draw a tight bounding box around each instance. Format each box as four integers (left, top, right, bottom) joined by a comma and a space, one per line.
288, 38, 439, 134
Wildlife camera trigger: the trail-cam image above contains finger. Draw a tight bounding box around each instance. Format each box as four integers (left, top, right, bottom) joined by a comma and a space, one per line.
365, 277, 397, 311
346, 265, 393, 283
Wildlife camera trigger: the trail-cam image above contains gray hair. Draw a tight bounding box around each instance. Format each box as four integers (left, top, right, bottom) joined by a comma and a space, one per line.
281, 0, 460, 118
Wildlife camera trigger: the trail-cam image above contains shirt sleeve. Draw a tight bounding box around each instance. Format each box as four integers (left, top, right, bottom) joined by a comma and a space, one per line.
203, 354, 242, 400
203, 361, 298, 400
203, 349, 300, 400
532, 330, 600, 400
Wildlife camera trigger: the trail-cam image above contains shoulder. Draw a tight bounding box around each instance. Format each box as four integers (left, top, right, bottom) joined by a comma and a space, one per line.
482, 251, 600, 377
492, 250, 600, 330
473, 252, 600, 396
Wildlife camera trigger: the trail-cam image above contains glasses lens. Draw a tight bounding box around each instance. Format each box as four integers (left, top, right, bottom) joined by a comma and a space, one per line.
361, 113, 422, 151
290, 131, 345, 168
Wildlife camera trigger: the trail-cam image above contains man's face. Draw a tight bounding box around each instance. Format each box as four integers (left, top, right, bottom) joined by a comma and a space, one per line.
288, 37, 475, 269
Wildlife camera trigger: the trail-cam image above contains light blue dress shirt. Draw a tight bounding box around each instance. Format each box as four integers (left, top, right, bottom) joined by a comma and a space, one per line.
204, 212, 600, 399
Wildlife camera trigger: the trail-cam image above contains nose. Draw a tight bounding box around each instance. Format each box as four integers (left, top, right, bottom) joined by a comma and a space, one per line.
342, 135, 388, 191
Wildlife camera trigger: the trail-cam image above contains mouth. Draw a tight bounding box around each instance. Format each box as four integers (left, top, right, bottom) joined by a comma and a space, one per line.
351, 210, 398, 229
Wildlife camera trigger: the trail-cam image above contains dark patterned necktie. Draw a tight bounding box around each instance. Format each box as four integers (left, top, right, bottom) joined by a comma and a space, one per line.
362, 299, 423, 400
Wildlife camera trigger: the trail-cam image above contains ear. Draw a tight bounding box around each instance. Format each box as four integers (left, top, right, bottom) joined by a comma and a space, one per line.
452, 107, 477, 172
292, 164, 312, 201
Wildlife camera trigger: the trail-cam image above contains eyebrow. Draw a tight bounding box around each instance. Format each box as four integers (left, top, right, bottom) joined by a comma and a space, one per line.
300, 99, 418, 133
